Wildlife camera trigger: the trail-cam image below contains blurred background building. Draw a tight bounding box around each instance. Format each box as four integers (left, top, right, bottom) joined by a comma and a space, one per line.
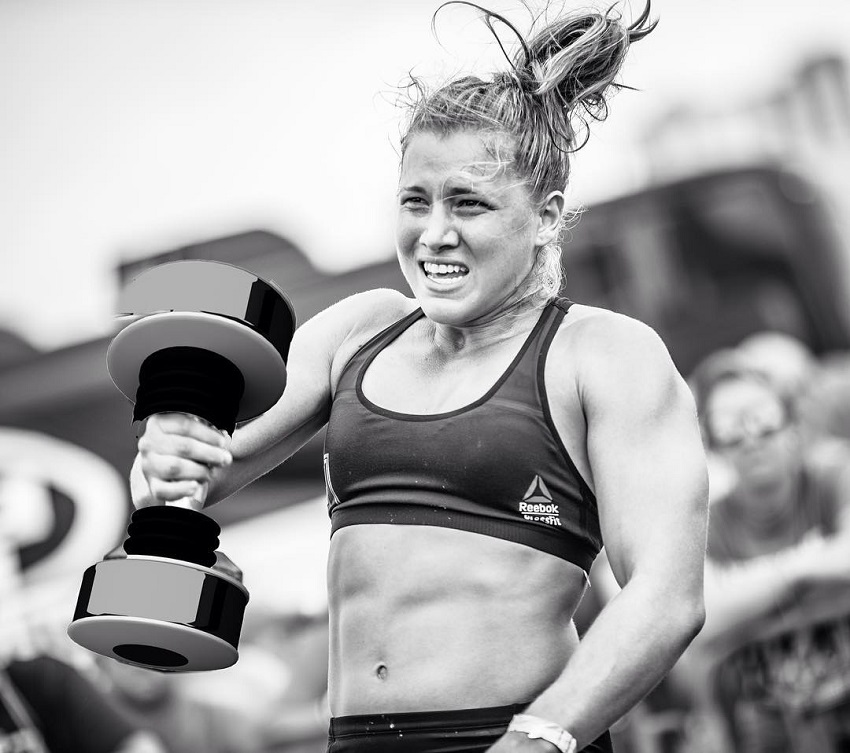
3, 1, 850, 751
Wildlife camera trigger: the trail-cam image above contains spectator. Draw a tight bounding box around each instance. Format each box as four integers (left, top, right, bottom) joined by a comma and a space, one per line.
250, 612, 330, 753
95, 656, 263, 753
691, 353, 850, 752
737, 331, 817, 408
800, 351, 850, 443
1, 652, 163, 753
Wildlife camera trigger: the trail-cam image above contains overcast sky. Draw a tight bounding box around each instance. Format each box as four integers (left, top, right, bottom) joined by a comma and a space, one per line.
2, 0, 850, 349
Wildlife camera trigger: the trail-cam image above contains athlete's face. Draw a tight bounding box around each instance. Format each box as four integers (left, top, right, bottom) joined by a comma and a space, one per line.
396, 130, 560, 325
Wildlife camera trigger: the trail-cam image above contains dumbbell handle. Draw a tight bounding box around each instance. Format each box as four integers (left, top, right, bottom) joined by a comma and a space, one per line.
170, 479, 209, 511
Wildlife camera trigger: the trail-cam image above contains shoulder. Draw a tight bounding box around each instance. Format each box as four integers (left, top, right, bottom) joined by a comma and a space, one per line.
803, 437, 850, 477
290, 288, 415, 366
557, 303, 671, 364
294, 289, 417, 387
336, 288, 418, 342
802, 437, 850, 508
331, 288, 418, 358
553, 304, 685, 408
298, 288, 414, 341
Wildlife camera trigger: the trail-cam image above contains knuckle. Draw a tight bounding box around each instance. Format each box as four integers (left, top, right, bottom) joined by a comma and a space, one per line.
157, 412, 186, 433
164, 459, 183, 478
173, 437, 192, 457
174, 414, 192, 433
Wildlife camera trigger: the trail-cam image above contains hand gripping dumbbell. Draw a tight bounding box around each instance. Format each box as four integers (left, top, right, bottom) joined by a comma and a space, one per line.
67, 260, 295, 671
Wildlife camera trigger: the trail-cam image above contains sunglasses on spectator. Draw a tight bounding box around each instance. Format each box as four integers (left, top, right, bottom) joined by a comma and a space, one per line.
710, 405, 790, 449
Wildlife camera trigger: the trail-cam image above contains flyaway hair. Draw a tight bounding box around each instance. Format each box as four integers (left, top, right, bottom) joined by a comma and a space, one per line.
398, 1, 657, 301
400, 1, 657, 200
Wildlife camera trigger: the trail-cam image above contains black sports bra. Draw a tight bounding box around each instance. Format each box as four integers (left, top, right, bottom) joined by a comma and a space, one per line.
322, 298, 601, 572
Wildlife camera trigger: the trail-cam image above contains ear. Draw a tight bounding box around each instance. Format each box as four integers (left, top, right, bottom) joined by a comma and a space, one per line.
535, 191, 565, 247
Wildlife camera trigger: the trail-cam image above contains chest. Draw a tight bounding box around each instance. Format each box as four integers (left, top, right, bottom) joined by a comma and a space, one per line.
359, 331, 529, 415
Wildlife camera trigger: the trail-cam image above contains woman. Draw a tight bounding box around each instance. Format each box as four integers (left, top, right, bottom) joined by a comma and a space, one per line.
131, 3, 708, 751
689, 354, 850, 752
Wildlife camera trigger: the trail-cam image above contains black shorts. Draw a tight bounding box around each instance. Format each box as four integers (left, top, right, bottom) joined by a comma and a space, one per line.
327, 704, 613, 752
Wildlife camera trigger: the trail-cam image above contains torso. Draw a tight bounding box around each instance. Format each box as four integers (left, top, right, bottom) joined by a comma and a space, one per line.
707, 441, 849, 564
325, 298, 602, 715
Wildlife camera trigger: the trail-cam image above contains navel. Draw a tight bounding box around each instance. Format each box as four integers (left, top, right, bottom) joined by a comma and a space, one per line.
375, 663, 388, 680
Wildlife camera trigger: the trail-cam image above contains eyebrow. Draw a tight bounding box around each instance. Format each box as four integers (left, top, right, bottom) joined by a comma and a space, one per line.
397, 183, 490, 197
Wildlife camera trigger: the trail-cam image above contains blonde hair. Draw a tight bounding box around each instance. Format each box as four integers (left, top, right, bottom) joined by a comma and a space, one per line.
399, 1, 655, 301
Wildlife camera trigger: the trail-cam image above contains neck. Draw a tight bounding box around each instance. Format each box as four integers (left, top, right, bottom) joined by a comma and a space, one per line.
429, 297, 546, 355
735, 472, 799, 529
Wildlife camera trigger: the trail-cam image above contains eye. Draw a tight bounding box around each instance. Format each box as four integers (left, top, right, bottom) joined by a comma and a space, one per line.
400, 195, 427, 208
455, 198, 491, 211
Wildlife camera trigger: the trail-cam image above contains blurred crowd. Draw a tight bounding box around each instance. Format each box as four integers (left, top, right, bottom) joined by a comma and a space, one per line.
3, 330, 850, 753
0, 605, 331, 753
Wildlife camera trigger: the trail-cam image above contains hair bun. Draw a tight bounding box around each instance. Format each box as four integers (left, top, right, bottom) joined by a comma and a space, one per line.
516, 2, 656, 141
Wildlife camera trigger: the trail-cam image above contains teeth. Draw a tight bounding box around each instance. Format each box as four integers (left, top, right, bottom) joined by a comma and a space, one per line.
423, 261, 468, 276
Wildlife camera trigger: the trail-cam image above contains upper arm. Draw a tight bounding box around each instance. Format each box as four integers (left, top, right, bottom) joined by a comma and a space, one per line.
576, 314, 709, 596
212, 288, 412, 497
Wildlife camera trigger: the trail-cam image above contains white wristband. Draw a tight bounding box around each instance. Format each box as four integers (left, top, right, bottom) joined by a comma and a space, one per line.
507, 713, 578, 753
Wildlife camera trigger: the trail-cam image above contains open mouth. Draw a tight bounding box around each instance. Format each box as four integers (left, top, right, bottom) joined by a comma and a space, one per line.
420, 261, 470, 283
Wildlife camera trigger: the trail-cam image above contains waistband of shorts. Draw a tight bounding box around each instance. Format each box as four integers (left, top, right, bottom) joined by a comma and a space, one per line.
329, 703, 530, 738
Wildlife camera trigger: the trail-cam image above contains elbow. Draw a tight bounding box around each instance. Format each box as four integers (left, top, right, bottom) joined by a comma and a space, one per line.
685, 600, 707, 642
673, 594, 706, 650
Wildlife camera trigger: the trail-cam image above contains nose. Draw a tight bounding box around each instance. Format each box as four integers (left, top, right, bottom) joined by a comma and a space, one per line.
419, 201, 459, 251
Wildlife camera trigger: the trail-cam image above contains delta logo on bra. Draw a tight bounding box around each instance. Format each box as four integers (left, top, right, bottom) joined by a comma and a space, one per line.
518, 476, 562, 527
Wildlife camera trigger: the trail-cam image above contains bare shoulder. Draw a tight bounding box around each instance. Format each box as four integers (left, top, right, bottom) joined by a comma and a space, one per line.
558, 304, 671, 362
291, 288, 416, 387
553, 303, 690, 412
336, 288, 418, 343
292, 288, 414, 354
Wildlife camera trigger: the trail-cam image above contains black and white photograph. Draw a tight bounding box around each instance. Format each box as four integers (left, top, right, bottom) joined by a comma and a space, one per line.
2, 1, 850, 751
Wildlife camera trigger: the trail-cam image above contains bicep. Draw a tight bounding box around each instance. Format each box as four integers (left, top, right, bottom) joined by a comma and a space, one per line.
581, 321, 708, 592
230, 312, 336, 461
219, 289, 411, 493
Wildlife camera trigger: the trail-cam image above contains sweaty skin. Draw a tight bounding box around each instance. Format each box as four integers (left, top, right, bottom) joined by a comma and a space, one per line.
134, 130, 707, 745
327, 310, 588, 714
329, 526, 584, 713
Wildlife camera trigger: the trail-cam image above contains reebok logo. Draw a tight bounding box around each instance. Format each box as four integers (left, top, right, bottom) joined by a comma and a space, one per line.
519, 475, 561, 526
519, 501, 559, 514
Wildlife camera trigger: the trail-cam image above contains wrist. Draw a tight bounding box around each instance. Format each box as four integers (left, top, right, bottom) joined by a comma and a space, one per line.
504, 731, 563, 752
507, 714, 577, 753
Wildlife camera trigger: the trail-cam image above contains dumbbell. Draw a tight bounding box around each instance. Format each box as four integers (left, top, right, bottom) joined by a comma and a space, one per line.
68, 260, 295, 671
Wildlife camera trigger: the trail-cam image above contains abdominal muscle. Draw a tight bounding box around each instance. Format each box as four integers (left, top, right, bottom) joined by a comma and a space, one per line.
327, 523, 588, 716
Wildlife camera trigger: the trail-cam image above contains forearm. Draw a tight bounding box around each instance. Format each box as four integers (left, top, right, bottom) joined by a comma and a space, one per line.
129, 408, 328, 509
128, 446, 274, 511
515, 576, 703, 749
699, 553, 800, 646
203, 408, 328, 506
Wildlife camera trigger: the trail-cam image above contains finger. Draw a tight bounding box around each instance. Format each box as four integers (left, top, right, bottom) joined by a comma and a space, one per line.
143, 455, 216, 483
145, 412, 230, 448
146, 478, 206, 504
139, 434, 232, 469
